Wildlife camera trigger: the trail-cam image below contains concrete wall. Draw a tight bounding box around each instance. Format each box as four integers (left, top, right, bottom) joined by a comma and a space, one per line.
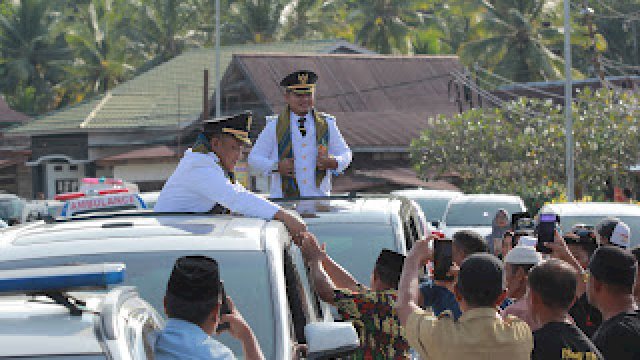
113, 162, 178, 182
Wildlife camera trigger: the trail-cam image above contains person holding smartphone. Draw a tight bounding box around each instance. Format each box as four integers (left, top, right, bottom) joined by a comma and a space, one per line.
155, 256, 265, 360
418, 230, 489, 320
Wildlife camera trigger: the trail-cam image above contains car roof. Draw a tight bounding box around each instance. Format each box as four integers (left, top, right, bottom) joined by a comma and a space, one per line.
448, 194, 524, 204
0, 295, 104, 357
391, 189, 462, 199
275, 197, 403, 224
541, 202, 640, 217
0, 214, 279, 263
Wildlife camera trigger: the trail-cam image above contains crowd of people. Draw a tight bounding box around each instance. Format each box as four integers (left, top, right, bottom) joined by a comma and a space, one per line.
148, 68, 640, 359
153, 214, 640, 359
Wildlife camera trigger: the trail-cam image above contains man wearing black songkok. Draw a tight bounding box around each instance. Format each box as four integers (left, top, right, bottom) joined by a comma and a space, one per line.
155, 256, 264, 360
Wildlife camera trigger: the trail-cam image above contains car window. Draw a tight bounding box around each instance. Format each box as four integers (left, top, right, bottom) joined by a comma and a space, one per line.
0, 251, 275, 360
283, 250, 309, 344
414, 198, 452, 222
0, 198, 24, 222
307, 223, 396, 286
554, 215, 640, 248
444, 202, 524, 227
289, 245, 323, 320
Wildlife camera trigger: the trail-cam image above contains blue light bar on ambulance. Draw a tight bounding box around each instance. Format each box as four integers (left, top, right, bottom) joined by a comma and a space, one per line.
0, 263, 125, 293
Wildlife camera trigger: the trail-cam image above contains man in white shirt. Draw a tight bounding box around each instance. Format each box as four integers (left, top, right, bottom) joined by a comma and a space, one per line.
155, 111, 307, 240
248, 70, 352, 198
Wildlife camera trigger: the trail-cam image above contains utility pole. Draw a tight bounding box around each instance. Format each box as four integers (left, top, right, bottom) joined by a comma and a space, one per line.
215, 0, 221, 118
564, 0, 575, 201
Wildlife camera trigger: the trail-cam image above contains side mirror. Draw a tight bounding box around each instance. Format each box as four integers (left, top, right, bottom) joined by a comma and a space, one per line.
431, 221, 440, 229
304, 322, 359, 360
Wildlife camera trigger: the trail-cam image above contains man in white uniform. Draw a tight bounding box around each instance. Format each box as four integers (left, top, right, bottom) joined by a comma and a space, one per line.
248, 70, 352, 198
155, 111, 307, 239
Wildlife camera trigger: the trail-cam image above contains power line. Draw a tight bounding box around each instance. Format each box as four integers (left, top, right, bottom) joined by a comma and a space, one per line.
472, 64, 640, 110
450, 70, 547, 119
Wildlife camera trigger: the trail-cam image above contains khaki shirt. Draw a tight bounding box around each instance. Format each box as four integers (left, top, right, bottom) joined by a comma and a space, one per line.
405, 307, 533, 360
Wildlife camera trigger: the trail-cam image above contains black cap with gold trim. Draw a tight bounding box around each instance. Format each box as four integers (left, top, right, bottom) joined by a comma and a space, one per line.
203, 111, 252, 145
280, 70, 318, 95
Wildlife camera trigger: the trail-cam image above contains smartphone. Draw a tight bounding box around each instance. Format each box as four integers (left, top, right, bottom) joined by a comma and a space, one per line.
511, 212, 530, 230
433, 239, 453, 281
537, 213, 558, 254
216, 281, 231, 332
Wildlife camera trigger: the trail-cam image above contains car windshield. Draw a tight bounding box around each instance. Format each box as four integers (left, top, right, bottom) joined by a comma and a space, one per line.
0, 251, 274, 360
414, 198, 452, 222
0, 198, 24, 221
307, 223, 396, 286
445, 201, 524, 227
556, 215, 640, 248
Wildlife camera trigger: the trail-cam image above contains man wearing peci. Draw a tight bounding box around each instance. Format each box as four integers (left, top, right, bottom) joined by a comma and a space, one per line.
248, 70, 352, 198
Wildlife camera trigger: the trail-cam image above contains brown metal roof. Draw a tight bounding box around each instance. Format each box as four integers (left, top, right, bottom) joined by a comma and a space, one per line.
232, 53, 461, 147
0, 98, 30, 124
333, 166, 459, 192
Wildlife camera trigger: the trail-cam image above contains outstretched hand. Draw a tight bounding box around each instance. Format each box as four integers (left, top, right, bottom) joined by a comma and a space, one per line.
300, 232, 325, 263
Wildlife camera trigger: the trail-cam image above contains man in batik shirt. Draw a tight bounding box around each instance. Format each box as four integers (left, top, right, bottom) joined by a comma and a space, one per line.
300, 232, 410, 359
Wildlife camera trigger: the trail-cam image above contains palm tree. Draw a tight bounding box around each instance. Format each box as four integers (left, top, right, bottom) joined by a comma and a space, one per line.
223, 0, 288, 44
0, 0, 71, 114
131, 0, 201, 65
63, 0, 138, 96
347, 0, 421, 54
413, 1, 482, 55
282, 0, 340, 40
459, 0, 564, 82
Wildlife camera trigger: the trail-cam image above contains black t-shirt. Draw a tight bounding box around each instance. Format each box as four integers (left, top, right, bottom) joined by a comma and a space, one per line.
570, 294, 603, 338
532, 322, 603, 360
592, 310, 640, 360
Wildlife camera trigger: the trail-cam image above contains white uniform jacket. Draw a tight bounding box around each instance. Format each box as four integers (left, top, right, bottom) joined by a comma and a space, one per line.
248, 112, 352, 198
154, 148, 279, 219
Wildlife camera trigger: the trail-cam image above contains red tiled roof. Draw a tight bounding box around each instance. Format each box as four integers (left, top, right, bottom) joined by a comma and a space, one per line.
0, 98, 30, 124
231, 53, 462, 148
97, 145, 179, 164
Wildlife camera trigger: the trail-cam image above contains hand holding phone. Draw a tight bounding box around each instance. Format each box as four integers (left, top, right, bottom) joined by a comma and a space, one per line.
536, 213, 559, 254
216, 281, 231, 332
433, 239, 454, 281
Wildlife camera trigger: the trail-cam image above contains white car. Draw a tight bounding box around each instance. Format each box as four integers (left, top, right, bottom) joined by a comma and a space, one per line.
539, 202, 640, 248
274, 196, 429, 285
441, 194, 527, 238
392, 189, 462, 228
0, 263, 165, 359
0, 212, 357, 360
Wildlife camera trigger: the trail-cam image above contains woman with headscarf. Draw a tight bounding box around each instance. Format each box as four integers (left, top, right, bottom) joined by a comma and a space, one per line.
486, 209, 510, 256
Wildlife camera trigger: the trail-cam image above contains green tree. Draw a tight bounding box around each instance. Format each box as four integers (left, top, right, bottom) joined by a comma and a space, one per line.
0, 0, 71, 114
591, 0, 640, 69
63, 0, 138, 97
459, 0, 565, 82
413, 1, 482, 55
282, 0, 337, 40
346, 0, 422, 54
223, 0, 287, 44
131, 0, 203, 65
411, 88, 640, 209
